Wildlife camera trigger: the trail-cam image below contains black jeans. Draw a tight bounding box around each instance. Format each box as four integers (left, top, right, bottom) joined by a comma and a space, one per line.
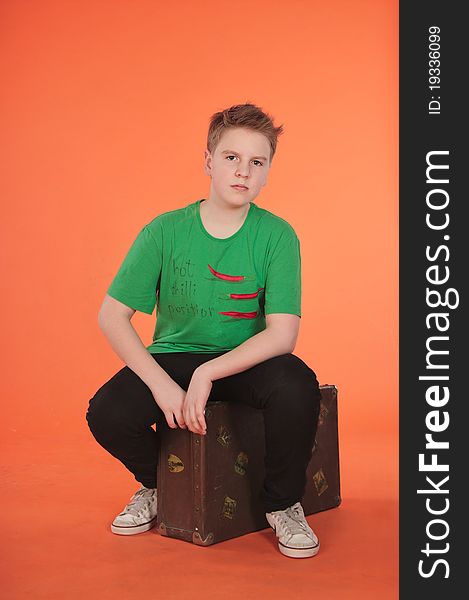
85, 352, 321, 513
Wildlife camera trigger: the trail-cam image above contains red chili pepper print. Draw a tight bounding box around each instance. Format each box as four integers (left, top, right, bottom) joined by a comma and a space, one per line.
208, 263, 245, 281
219, 311, 258, 319
229, 287, 264, 300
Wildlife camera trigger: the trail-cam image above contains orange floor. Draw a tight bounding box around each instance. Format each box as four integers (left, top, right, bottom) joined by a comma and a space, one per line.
2, 428, 397, 599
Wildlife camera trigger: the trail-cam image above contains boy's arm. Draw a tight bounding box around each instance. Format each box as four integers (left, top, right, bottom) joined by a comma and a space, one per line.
98, 294, 177, 394
197, 314, 300, 382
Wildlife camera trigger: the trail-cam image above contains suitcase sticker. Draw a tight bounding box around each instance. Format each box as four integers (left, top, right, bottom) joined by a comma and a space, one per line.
167, 453, 184, 473
217, 425, 232, 447
234, 452, 249, 476
313, 468, 329, 496
221, 496, 238, 519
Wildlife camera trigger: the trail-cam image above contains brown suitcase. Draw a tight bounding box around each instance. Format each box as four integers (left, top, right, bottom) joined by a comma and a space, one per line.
156, 384, 341, 545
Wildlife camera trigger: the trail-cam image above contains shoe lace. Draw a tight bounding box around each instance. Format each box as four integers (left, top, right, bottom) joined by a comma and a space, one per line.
122, 487, 155, 518
271, 503, 312, 540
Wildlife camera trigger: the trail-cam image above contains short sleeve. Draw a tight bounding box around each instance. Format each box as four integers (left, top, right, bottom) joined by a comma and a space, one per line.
264, 228, 302, 317
106, 224, 162, 315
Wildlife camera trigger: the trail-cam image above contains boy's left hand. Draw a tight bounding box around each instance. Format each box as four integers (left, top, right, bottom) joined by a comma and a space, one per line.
183, 367, 212, 435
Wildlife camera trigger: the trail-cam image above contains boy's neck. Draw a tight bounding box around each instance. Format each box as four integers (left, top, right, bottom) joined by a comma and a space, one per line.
200, 197, 251, 226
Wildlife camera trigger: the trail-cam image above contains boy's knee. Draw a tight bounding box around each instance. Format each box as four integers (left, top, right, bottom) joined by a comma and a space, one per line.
85, 391, 101, 432
273, 354, 320, 392
85, 384, 117, 434
266, 354, 321, 415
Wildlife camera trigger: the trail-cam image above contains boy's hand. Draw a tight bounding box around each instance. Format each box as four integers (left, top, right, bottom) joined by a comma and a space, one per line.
183, 367, 212, 435
151, 380, 188, 431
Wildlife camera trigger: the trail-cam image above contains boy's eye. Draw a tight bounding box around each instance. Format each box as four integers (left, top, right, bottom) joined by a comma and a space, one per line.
226, 156, 263, 166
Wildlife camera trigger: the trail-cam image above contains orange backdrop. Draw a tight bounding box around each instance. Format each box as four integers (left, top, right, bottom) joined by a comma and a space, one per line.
1, 1, 398, 598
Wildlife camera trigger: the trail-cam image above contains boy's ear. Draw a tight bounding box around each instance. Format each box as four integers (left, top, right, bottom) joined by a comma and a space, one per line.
204, 149, 212, 176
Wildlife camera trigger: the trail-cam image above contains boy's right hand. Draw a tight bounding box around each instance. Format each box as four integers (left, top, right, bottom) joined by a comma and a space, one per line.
151, 380, 188, 430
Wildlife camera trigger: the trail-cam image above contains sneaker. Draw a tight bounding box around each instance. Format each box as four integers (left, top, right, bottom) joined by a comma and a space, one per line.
111, 485, 157, 535
265, 501, 320, 558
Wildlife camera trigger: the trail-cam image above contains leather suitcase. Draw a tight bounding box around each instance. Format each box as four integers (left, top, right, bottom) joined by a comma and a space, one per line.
156, 384, 341, 545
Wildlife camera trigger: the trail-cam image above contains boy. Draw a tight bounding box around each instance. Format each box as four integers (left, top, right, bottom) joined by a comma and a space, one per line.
86, 103, 322, 559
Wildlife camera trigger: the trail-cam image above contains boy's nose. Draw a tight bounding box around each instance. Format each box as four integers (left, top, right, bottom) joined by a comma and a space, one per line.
235, 165, 250, 177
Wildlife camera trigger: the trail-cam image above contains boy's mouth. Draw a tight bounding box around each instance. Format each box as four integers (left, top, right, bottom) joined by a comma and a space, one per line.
231, 185, 248, 191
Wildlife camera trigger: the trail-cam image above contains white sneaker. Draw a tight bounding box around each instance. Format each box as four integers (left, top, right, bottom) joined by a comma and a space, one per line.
111, 485, 157, 535
266, 502, 320, 558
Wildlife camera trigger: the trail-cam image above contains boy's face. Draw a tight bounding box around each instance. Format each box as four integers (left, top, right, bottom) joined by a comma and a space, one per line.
204, 127, 271, 207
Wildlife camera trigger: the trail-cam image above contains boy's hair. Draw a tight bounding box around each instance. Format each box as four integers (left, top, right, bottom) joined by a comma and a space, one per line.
207, 103, 284, 164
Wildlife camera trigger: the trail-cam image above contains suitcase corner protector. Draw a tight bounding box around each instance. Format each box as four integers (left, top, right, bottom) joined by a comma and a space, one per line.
192, 530, 215, 546
157, 521, 167, 536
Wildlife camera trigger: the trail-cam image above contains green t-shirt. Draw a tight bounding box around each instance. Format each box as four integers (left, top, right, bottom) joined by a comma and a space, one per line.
107, 198, 301, 354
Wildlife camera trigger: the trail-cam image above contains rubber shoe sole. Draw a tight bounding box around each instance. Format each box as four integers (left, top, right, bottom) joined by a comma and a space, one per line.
272, 526, 320, 558
111, 515, 157, 536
